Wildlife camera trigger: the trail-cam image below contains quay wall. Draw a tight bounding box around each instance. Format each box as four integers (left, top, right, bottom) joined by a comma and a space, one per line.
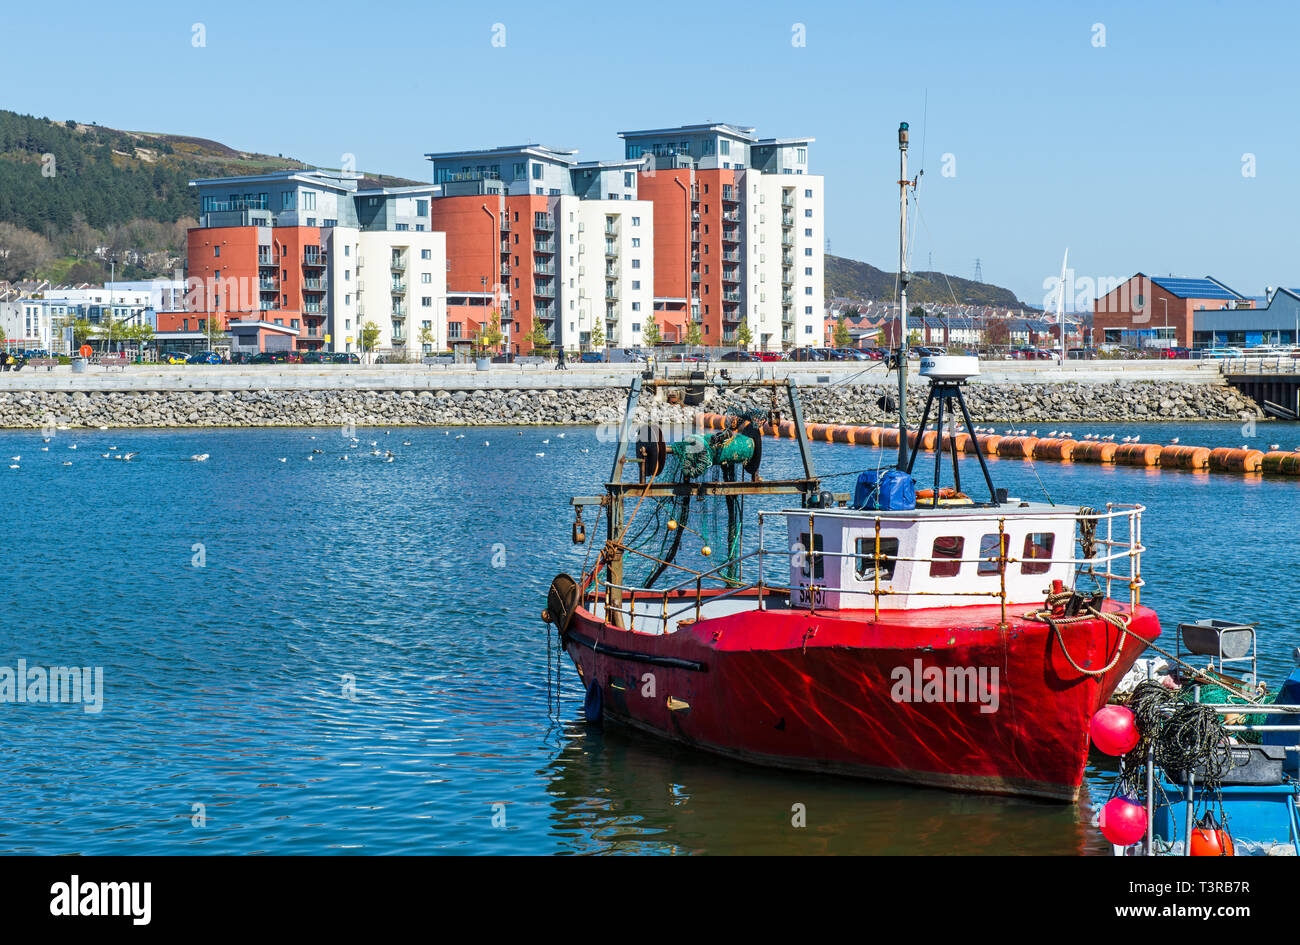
0, 379, 1262, 429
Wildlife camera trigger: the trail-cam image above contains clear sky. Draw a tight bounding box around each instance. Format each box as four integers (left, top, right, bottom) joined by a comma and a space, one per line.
3, 0, 1297, 306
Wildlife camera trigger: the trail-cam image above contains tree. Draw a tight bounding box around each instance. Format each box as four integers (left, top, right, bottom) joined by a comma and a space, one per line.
527, 318, 550, 355
361, 321, 382, 357
642, 314, 661, 346
833, 317, 852, 347
419, 323, 435, 352
71, 318, 93, 349
589, 318, 604, 349
474, 311, 503, 354
685, 322, 702, 347
735, 322, 753, 349
907, 329, 923, 347
909, 305, 926, 320
0, 223, 54, 281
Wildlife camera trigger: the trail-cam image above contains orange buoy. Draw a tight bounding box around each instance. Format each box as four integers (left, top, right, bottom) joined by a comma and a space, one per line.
975, 433, 1002, 456
777, 420, 796, 438
1266, 451, 1300, 475
905, 430, 939, 451
880, 428, 901, 449
830, 425, 852, 443
850, 426, 881, 446
1113, 443, 1162, 466
1209, 447, 1264, 473
940, 432, 973, 453
1033, 437, 1076, 462
998, 436, 1040, 458
805, 423, 833, 442
1072, 441, 1118, 463
1161, 445, 1211, 469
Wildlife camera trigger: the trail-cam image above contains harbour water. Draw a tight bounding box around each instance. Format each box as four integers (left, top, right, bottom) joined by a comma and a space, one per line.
1, 418, 1296, 855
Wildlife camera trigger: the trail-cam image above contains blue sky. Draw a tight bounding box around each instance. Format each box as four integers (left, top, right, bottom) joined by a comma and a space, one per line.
3, 0, 1298, 306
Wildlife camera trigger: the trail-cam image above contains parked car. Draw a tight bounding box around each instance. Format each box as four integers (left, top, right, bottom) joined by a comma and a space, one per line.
720, 350, 758, 361
160, 352, 188, 364
1159, 347, 1192, 360
330, 352, 361, 364
186, 351, 222, 364
754, 351, 784, 362
788, 347, 826, 361
1199, 347, 1244, 359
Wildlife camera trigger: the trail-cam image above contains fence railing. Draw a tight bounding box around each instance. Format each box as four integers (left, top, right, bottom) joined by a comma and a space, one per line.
586, 503, 1145, 633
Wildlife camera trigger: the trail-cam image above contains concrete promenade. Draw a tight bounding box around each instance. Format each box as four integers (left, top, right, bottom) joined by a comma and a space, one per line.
0, 358, 1224, 393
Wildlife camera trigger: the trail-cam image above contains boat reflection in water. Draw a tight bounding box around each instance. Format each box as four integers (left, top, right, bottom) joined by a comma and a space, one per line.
540, 718, 1108, 855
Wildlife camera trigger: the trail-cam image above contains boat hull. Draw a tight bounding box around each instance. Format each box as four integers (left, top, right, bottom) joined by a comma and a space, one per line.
563, 593, 1160, 801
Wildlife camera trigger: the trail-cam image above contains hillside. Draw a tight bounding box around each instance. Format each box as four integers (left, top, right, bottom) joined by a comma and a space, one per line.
825, 253, 1024, 307
0, 109, 415, 283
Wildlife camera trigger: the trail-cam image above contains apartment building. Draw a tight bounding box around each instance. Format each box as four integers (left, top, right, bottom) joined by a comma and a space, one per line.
426, 145, 652, 353
0, 281, 183, 353
182, 171, 445, 354
619, 123, 824, 350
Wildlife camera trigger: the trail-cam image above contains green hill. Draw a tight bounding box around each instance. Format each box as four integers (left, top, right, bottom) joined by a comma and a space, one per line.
825, 253, 1024, 307
0, 109, 415, 282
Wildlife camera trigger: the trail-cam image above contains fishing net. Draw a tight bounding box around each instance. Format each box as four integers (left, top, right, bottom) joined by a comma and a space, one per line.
620, 413, 767, 589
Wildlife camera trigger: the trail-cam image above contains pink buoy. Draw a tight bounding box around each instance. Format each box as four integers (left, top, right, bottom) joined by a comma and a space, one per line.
1099, 795, 1147, 846
1090, 705, 1140, 755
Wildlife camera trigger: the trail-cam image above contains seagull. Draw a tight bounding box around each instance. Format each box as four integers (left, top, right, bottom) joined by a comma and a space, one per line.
581, 448, 590, 453
9, 456, 19, 461
535, 452, 545, 457
484, 441, 490, 446
68, 444, 77, 450
402, 440, 411, 446
98, 425, 108, 430
187, 454, 209, 462
278, 458, 287, 463
42, 437, 51, 443
455, 434, 465, 440
542, 438, 550, 445
1270, 443, 1280, 451
340, 455, 349, 461
384, 456, 394, 463
62, 461, 72, 466
8, 464, 18, 470
307, 456, 314, 461
557, 433, 566, 439
123, 452, 138, 461
1169, 437, 1180, 445
312, 449, 322, 454
101, 453, 110, 459
40, 447, 48, 452
444, 431, 450, 436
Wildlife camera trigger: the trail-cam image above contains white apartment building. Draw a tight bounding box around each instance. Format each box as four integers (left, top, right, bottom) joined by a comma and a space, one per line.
745, 166, 824, 350
556, 196, 655, 348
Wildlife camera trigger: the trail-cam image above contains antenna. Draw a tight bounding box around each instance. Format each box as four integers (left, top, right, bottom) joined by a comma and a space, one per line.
973, 258, 983, 283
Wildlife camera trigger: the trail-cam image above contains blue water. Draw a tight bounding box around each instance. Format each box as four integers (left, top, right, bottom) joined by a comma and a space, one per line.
0, 419, 1296, 855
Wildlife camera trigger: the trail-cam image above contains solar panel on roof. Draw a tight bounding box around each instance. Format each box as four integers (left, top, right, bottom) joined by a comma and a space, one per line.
1149, 276, 1240, 300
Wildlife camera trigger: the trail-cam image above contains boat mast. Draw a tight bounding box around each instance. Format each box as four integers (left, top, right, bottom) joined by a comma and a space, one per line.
896, 122, 911, 471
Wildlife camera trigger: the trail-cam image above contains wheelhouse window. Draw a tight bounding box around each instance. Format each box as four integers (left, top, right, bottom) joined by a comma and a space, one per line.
1021, 533, 1055, 575
797, 532, 823, 580
977, 534, 1009, 576
930, 536, 965, 578
856, 537, 899, 581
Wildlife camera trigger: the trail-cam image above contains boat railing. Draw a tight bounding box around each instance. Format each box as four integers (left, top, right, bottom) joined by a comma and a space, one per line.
755, 502, 1145, 624
1136, 688, 1300, 857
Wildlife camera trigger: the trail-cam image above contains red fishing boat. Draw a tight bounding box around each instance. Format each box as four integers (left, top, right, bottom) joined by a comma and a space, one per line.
544, 124, 1159, 801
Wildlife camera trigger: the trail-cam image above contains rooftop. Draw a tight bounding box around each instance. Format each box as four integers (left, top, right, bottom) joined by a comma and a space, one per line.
1148, 275, 1243, 300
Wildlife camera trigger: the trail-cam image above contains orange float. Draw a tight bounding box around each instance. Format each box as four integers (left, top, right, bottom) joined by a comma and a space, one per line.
1072, 441, 1118, 463
1032, 438, 1077, 462
1160, 445, 1211, 470
997, 436, 1040, 458
1209, 447, 1263, 473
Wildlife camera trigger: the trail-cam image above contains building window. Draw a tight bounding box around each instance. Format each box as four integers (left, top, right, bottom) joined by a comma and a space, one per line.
805, 267, 813, 276
421, 249, 432, 260
395, 223, 409, 231
805, 209, 812, 217
422, 297, 432, 307
302, 191, 316, 210
631, 280, 640, 290
513, 162, 526, 180
281, 192, 294, 210
631, 216, 640, 226
631, 302, 640, 311
214, 246, 220, 258
805, 306, 812, 314
930, 536, 965, 578
631, 259, 640, 269
805, 188, 812, 198
531, 163, 542, 180
720, 140, 730, 156
804, 228, 812, 237
421, 273, 432, 284
631, 238, 640, 248
345, 245, 351, 256
416, 200, 428, 216
804, 325, 812, 334
797, 148, 807, 163
805, 248, 812, 256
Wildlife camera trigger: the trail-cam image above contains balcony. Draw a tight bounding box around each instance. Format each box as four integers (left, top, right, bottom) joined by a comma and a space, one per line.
722, 210, 739, 222
691, 211, 700, 222
691, 230, 700, 243
691, 272, 701, 283
723, 270, 740, 283
258, 251, 276, 267
782, 212, 794, 226
781, 233, 794, 247
605, 288, 618, 300
605, 223, 619, 236
390, 281, 406, 294
392, 304, 405, 317
501, 240, 510, 252
723, 251, 740, 262
534, 306, 555, 321
782, 194, 794, 209
303, 279, 325, 292
534, 282, 555, 298
689, 185, 700, 200
782, 292, 794, 304
782, 252, 794, 266
604, 241, 617, 257
722, 188, 738, 202
500, 217, 510, 231
782, 268, 793, 285
259, 277, 279, 291
305, 303, 324, 314
391, 255, 406, 271
534, 262, 555, 275
723, 291, 742, 303
534, 214, 555, 231
534, 240, 555, 253
722, 228, 740, 243
500, 264, 511, 277
605, 265, 619, 278
303, 252, 327, 267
